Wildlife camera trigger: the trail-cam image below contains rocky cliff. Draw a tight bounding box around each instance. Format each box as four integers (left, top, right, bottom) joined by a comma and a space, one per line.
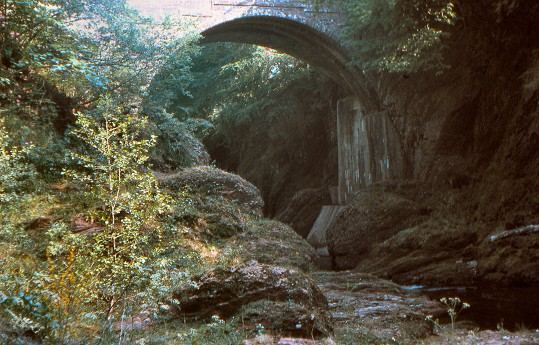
323, 0, 539, 285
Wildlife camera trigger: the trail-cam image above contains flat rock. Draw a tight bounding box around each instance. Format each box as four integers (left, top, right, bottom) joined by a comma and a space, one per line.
313, 271, 436, 343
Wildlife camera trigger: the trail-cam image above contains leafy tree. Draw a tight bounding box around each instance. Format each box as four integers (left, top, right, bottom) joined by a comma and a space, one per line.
0, 1, 204, 342
0, 0, 201, 178
66, 98, 169, 319
306, 0, 460, 73
1, 0, 198, 118
157, 43, 340, 213
0, 119, 36, 203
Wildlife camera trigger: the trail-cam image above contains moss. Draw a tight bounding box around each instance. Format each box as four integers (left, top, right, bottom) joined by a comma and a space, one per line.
224, 219, 318, 272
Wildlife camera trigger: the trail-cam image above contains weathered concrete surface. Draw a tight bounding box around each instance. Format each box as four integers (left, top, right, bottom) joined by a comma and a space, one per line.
337, 97, 404, 204
129, 0, 344, 35
306, 206, 345, 249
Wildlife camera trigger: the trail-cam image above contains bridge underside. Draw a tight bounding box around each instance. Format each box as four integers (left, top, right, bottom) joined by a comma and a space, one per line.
199, 16, 403, 204
200, 16, 379, 112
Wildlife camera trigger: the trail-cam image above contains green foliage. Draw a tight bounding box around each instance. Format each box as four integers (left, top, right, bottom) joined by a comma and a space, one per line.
65, 98, 173, 316
0, 0, 196, 103
0, 292, 53, 337
148, 43, 333, 173
68, 99, 163, 225
161, 43, 338, 212
142, 31, 205, 170
307, 0, 460, 73
0, 119, 36, 203
0, 0, 201, 182
143, 106, 211, 170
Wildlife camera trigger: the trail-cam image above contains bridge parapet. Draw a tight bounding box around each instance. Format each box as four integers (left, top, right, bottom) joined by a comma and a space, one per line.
129, 0, 344, 38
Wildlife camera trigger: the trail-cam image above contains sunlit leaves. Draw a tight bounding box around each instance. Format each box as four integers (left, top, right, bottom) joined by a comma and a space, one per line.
65, 96, 176, 320
0, 119, 36, 203
0, 0, 199, 107
307, 0, 460, 73
68, 97, 162, 225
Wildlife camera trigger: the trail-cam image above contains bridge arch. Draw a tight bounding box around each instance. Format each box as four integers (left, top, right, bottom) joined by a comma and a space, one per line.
200, 16, 380, 113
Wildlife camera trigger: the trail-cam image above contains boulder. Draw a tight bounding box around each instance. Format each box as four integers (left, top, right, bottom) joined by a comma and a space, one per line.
158, 166, 264, 217
276, 188, 332, 238
224, 220, 318, 272
326, 190, 422, 270
170, 262, 332, 337
158, 166, 265, 240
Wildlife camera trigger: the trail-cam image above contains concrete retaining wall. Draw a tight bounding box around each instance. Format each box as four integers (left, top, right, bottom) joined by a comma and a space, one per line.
337, 97, 404, 204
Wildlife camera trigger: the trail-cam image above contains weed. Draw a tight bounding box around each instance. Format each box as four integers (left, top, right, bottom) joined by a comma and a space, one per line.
426, 297, 470, 331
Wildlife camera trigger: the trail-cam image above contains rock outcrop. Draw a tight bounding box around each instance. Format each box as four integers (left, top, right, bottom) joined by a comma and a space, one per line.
159, 166, 264, 217
326, 189, 423, 270
354, 217, 479, 286
478, 225, 539, 285
170, 262, 332, 337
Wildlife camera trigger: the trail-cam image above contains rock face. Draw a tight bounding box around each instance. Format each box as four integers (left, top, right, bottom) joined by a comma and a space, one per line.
326, 189, 423, 270
170, 262, 332, 337
478, 225, 539, 285
354, 218, 480, 286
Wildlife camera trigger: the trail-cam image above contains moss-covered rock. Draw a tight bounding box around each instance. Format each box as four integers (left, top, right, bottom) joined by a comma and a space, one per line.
170, 262, 332, 337
158, 166, 264, 240
224, 219, 318, 272
158, 166, 264, 217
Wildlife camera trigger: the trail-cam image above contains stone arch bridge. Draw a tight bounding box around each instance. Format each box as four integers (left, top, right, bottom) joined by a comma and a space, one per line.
130, 0, 404, 204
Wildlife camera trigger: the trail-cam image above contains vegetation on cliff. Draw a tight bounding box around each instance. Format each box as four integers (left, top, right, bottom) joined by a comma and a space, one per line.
0, 2, 337, 343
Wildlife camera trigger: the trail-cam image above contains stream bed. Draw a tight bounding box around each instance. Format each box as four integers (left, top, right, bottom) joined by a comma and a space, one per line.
417, 286, 539, 331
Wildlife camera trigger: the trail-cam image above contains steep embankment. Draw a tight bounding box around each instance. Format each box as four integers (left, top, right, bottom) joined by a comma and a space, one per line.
324, 1, 539, 285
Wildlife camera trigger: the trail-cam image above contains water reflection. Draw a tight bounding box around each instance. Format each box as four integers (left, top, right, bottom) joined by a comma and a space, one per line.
416, 286, 539, 330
